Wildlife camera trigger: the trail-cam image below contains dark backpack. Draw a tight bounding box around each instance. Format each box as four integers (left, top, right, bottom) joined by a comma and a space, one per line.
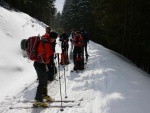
74, 57, 84, 71
21, 39, 28, 51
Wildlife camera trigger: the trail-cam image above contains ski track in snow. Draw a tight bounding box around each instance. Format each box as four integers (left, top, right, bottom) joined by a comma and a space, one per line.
3, 43, 124, 113
0, 43, 110, 113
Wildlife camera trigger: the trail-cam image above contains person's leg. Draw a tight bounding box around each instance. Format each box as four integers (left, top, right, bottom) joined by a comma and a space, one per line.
78, 47, 82, 58
47, 55, 55, 81
84, 42, 89, 61
84, 42, 88, 56
66, 44, 69, 62
34, 61, 47, 102
73, 47, 77, 64
60, 45, 65, 64
82, 46, 85, 58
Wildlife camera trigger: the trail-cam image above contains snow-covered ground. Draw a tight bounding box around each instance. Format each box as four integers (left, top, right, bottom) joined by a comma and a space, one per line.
0, 6, 150, 113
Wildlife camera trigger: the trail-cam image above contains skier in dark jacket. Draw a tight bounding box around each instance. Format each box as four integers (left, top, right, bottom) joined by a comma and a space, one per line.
80, 28, 89, 61
33, 27, 58, 107
59, 30, 69, 65
73, 31, 84, 70
69, 29, 76, 60
69, 29, 76, 53
45, 27, 57, 81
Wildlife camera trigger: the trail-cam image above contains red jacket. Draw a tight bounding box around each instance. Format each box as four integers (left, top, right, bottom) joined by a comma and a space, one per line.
73, 36, 84, 47
37, 33, 53, 64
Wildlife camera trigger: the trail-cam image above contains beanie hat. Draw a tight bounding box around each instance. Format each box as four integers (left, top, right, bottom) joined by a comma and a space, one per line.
50, 31, 58, 39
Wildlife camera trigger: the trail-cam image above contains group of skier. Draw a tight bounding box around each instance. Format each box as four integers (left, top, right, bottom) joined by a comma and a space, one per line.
21, 26, 89, 107
59, 28, 89, 70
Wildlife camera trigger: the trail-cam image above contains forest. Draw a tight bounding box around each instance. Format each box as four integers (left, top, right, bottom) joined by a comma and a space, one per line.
1, 0, 150, 74
62, 0, 150, 74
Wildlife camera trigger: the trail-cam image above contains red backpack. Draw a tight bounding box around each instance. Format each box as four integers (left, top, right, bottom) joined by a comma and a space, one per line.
26, 36, 40, 61
74, 57, 85, 70
21, 36, 53, 64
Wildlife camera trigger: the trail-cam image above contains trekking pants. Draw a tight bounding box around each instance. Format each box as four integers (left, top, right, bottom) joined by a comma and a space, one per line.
34, 61, 48, 101
73, 46, 82, 64
47, 55, 57, 81
83, 42, 88, 56
61, 44, 69, 59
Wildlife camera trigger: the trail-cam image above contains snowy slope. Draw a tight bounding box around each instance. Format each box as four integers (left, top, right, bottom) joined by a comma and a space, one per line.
1, 6, 150, 113
0, 6, 46, 103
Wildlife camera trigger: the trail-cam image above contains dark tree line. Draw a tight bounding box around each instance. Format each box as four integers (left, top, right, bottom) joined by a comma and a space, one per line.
61, 0, 150, 74
61, 0, 93, 32
1, 0, 150, 74
3, 0, 56, 26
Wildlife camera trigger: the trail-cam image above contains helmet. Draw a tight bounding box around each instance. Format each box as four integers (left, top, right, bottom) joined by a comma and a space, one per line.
50, 32, 58, 39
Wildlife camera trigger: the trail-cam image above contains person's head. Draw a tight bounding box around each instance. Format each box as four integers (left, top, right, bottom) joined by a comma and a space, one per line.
80, 27, 84, 34
46, 26, 51, 33
76, 31, 81, 37
71, 29, 75, 33
50, 31, 58, 42
62, 30, 66, 33
80, 27, 83, 30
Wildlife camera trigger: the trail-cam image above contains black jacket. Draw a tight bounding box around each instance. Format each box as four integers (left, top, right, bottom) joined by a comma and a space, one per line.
59, 33, 69, 47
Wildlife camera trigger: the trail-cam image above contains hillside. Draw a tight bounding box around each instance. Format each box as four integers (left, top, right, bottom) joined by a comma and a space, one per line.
0, 6, 150, 113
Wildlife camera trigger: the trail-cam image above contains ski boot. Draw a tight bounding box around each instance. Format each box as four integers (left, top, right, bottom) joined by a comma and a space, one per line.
33, 100, 48, 107
43, 95, 54, 102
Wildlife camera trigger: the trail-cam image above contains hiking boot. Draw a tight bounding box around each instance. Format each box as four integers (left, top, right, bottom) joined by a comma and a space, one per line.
43, 95, 53, 102
65, 61, 70, 65
33, 100, 48, 107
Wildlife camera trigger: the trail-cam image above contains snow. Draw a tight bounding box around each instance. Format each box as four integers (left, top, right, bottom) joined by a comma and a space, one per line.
0, 6, 150, 113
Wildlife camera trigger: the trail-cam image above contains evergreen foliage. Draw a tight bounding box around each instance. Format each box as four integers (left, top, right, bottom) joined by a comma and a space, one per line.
61, 0, 150, 74
61, 0, 92, 32
4, 0, 56, 26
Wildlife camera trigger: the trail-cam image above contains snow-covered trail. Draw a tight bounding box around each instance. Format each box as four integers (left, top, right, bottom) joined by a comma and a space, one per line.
2, 41, 150, 113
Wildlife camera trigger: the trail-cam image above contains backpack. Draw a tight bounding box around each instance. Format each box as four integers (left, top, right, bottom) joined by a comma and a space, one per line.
60, 53, 69, 65
26, 36, 41, 61
21, 39, 28, 51
74, 57, 84, 71
20, 36, 53, 64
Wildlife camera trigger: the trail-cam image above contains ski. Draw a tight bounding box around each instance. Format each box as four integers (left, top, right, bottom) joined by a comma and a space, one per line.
9, 105, 81, 109
18, 98, 83, 103
10, 98, 83, 109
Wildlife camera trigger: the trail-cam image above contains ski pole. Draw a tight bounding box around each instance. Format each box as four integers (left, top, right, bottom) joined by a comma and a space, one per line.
66, 49, 69, 71
57, 53, 64, 111
54, 54, 55, 76
63, 65, 68, 98
54, 53, 58, 81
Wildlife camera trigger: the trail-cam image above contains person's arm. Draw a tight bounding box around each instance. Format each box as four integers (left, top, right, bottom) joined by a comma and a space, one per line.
59, 35, 62, 41
67, 34, 69, 42
85, 32, 89, 43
